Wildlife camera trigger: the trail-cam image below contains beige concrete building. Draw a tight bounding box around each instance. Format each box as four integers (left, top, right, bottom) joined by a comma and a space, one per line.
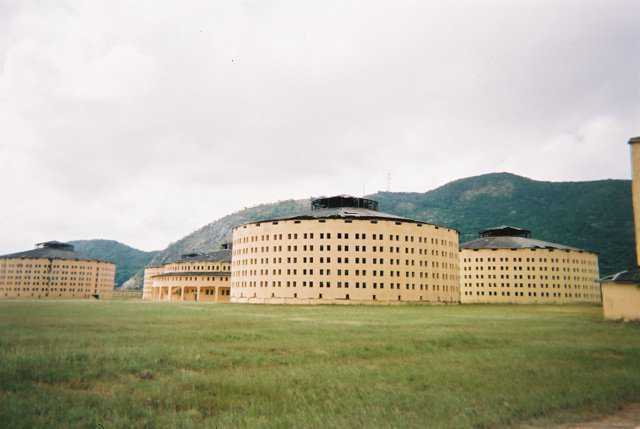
601, 136, 640, 321
602, 272, 640, 321
460, 226, 600, 304
143, 248, 231, 302
231, 195, 460, 304
0, 241, 115, 299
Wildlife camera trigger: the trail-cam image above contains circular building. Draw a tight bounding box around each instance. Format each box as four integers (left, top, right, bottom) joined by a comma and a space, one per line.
0, 241, 115, 300
230, 195, 460, 304
460, 226, 600, 304
143, 247, 231, 302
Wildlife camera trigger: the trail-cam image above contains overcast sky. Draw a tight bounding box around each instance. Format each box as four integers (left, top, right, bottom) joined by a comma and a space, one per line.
0, 0, 638, 253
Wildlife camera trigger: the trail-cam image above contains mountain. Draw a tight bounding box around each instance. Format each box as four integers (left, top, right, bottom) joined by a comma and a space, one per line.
69, 240, 159, 288
369, 173, 634, 274
123, 173, 635, 289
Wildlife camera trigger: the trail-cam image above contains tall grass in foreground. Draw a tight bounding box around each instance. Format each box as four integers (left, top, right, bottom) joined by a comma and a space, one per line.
0, 301, 639, 428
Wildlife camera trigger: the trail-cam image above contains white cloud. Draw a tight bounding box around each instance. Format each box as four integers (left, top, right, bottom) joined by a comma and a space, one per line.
0, 0, 638, 253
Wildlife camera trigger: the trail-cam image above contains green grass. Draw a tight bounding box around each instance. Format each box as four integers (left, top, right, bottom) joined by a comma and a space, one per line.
0, 302, 639, 429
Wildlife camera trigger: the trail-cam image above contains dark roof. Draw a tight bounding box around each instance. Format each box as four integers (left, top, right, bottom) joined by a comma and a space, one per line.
0, 241, 112, 263
312, 195, 378, 211
174, 249, 232, 264
152, 271, 230, 278
628, 136, 640, 145
461, 236, 594, 253
235, 195, 457, 232
602, 269, 640, 284
35, 241, 75, 251
480, 226, 531, 238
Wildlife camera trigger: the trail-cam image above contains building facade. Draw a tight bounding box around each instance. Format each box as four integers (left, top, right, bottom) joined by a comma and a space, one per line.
601, 136, 640, 321
460, 226, 600, 304
231, 196, 460, 304
143, 249, 231, 302
0, 241, 115, 300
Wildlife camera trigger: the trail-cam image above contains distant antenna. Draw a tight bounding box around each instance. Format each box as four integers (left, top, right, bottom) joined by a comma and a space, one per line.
386, 172, 391, 192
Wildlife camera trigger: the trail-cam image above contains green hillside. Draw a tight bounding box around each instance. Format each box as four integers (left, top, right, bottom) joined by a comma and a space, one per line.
371, 173, 635, 276
128, 173, 634, 289
69, 240, 159, 287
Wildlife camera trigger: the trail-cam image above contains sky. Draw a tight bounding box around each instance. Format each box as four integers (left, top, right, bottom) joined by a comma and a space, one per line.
0, 0, 639, 253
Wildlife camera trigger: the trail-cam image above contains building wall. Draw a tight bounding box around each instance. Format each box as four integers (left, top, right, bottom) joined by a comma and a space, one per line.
231, 218, 460, 304
144, 259, 231, 302
0, 258, 115, 299
602, 281, 640, 321
142, 266, 162, 300
631, 141, 640, 266
460, 248, 600, 304
150, 274, 230, 302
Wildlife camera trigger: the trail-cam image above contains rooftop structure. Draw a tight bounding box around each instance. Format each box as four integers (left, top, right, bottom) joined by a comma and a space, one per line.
311, 195, 379, 211
175, 249, 232, 264
462, 226, 593, 253
36, 241, 75, 250
244, 195, 455, 231
479, 226, 531, 238
602, 270, 640, 284
0, 241, 111, 262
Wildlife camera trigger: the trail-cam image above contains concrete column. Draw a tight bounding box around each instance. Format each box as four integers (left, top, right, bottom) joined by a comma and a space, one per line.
168, 286, 172, 302
196, 286, 200, 302
629, 136, 640, 267
215, 286, 219, 302
180, 286, 184, 301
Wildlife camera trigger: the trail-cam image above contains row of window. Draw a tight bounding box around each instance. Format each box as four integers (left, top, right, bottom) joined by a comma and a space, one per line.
463, 290, 600, 299
157, 264, 230, 272
235, 292, 454, 302
235, 268, 456, 280
236, 245, 457, 258
462, 282, 599, 289
237, 231, 455, 246
462, 256, 596, 265
2, 293, 97, 297
233, 280, 457, 291
1, 263, 112, 270
1, 287, 97, 292
153, 276, 229, 282
463, 266, 597, 273
464, 274, 597, 281
237, 256, 457, 267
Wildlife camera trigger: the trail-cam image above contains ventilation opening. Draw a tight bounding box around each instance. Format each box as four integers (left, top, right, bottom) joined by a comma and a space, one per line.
294, 293, 297, 298
398, 295, 401, 301
271, 293, 275, 298
345, 294, 350, 300
319, 293, 323, 299
373, 295, 376, 301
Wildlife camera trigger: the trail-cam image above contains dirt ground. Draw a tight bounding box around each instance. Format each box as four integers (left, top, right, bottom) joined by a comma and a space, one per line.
521, 404, 640, 429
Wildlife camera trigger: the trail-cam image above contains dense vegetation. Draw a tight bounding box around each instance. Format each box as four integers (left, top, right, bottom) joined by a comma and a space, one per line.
70, 240, 158, 287
371, 173, 635, 276
1, 301, 639, 428
130, 173, 633, 288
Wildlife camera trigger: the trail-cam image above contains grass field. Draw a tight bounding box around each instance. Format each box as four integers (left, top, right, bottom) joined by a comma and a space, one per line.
1, 301, 639, 429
